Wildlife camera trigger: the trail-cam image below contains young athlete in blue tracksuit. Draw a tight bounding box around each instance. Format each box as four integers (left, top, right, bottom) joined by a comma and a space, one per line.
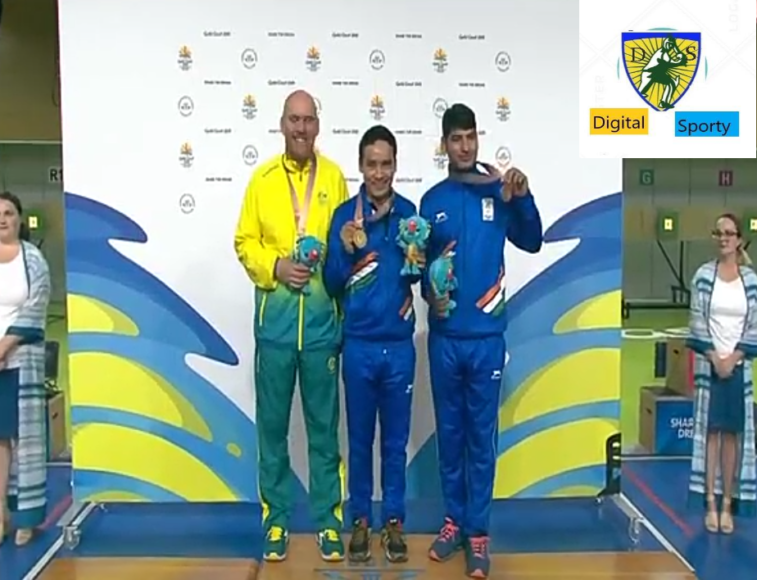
420, 104, 543, 579
323, 125, 421, 564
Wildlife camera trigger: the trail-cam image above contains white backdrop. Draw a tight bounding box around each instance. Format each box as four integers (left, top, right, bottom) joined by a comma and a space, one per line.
59, 0, 623, 502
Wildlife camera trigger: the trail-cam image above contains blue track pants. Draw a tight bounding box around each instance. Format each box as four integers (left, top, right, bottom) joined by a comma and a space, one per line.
428, 333, 505, 536
343, 338, 415, 526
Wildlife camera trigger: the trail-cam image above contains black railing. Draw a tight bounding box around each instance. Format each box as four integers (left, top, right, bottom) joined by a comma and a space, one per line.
598, 432, 621, 497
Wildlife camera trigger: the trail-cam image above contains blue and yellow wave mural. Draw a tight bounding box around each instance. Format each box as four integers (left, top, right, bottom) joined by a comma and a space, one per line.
66, 193, 306, 502
407, 192, 622, 498
66, 190, 621, 502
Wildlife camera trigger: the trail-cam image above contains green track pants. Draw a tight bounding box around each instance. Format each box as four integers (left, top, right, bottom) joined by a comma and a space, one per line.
255, 343, 344, 531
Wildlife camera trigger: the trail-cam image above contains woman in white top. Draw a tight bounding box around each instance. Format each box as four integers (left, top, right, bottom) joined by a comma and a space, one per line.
0, 191, 51, 546
687, 213, 757, 535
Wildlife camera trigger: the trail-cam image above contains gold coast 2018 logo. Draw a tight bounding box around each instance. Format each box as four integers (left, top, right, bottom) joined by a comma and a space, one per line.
621, 29, 703, 111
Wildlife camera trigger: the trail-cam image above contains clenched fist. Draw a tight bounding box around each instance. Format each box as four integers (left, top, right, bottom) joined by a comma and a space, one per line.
275, 257, 312, 289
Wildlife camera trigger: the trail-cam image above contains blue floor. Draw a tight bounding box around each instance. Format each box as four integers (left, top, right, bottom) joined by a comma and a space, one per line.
56, 495, 661, 560
17, 460, 757, 579
624, 458, 757, 580
1, 464, 71, 580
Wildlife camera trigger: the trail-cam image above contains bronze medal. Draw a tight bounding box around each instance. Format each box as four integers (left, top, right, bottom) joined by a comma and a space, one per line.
353, 227, 367, 249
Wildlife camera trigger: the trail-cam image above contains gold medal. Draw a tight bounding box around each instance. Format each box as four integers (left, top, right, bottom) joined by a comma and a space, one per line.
353, 227, 367, 249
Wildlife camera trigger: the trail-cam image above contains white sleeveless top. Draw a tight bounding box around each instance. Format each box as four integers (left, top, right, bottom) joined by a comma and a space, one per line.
0, 250, 28, 369
708, 275, 747, 358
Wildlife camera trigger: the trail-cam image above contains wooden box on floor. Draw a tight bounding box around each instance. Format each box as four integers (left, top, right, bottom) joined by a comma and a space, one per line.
639, 386, 694, 455
665, 337, 694, 397
47, 391, 67, 460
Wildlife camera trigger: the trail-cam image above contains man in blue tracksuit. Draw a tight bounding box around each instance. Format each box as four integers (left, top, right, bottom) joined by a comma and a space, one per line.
421, 104, 543, 579
323, 125, 421, 565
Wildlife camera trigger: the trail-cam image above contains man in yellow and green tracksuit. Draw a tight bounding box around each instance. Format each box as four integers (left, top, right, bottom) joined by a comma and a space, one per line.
234, 90, 348, 563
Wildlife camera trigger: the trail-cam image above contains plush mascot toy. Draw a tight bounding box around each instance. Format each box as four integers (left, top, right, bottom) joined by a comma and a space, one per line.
429, 251, 457, 318
396, 215, 431, 276
293, 235, 325, 295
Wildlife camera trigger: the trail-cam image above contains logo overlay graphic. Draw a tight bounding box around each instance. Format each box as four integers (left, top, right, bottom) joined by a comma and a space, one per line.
586, 29, 737, 138
622, 31, 701, 112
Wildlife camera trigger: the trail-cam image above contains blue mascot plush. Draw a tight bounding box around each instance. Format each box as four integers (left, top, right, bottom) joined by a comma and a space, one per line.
396, 215, 431, 276
293, 235, 324, 295
429, 251, 457, 318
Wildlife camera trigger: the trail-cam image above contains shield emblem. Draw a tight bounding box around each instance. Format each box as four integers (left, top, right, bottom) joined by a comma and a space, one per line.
622, 32, 701, 111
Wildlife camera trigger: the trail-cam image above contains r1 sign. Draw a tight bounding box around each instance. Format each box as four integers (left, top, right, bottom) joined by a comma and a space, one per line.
719, 169, 733, 187
48, 167, 63, 183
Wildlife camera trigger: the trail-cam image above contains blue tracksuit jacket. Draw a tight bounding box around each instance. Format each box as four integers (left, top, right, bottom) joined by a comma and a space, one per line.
420, 176, 543, 336
419, 173, 543, 537
323, 188, 419, 341
323, 186, 419, 525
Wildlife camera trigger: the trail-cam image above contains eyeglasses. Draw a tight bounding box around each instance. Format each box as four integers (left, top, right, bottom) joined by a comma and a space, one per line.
711, 229, 738, 238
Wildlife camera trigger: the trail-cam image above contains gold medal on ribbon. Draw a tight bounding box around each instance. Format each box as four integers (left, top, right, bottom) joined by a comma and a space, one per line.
353, 227, 367, 249
353, 194, 368, 249
351, 189, 393, 250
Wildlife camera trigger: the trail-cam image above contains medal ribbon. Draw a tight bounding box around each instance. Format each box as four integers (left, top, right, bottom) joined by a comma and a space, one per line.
354, 189, 394, 226
284, 156, 318, 236
447, 162, 501, 185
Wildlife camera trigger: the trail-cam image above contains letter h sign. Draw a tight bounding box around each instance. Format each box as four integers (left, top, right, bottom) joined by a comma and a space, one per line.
719, 170, 733, 187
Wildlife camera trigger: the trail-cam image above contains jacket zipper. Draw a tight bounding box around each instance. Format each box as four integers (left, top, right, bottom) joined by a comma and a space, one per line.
258, 293, 268, 327
298, 167, 305, 350
460, 188, 467, 287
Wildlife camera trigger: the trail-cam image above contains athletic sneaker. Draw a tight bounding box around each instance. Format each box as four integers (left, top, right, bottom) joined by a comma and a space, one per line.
428, 517, 464, 561
263, 526, 289, 562
348, 518, 371, 562
317, 528, 345, 562
381, 518, 408, 563
465, 536, 491, 578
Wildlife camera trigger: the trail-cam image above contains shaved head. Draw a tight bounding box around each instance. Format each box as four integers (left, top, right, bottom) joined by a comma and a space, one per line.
280, 89, 320, 164
282, 90, 317, 119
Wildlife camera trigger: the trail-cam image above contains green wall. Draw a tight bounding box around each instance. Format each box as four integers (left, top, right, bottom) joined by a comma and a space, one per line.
620, 308, 689, 451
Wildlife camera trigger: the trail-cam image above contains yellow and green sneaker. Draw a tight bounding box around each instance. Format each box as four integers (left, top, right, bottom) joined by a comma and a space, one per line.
263, 526, 289, 562
316, 528, 345, 562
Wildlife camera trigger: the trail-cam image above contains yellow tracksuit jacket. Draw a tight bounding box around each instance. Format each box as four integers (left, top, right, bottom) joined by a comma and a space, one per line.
234, 152, 349, 351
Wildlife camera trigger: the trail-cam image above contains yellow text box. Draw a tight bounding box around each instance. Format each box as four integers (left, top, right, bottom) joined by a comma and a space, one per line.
589, 108, 649, 135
